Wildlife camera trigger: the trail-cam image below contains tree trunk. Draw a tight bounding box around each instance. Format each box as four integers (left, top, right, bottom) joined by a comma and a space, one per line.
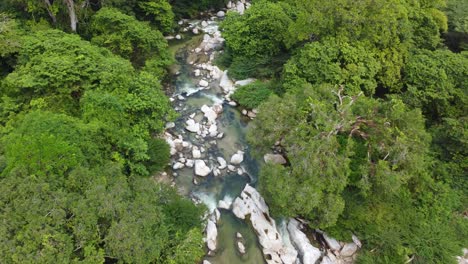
63, 0, 77, 32
43, 0, 57, 24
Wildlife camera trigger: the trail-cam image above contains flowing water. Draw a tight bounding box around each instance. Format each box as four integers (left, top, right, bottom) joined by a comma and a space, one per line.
166, 19, 266, 264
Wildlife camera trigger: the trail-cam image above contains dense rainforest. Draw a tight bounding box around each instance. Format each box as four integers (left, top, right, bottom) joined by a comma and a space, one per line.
0, 0, 466, 263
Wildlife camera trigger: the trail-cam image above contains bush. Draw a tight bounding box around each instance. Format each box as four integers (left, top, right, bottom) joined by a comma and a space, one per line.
146, 137, 170, 173
232, 81, 273, 109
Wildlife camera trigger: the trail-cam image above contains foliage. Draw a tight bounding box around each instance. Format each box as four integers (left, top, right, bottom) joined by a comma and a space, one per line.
232, 81, 273, 109
90, 7, 172, 69
445, 0, 468, 33
136, 0, 174, 33
248, 84, 465, 262
283, 38, 381, 95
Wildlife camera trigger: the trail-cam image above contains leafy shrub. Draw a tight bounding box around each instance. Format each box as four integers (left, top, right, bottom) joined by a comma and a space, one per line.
232, 81, 273, 109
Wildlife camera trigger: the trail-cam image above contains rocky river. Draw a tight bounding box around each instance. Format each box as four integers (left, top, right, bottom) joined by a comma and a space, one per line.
160, 2, 361, 263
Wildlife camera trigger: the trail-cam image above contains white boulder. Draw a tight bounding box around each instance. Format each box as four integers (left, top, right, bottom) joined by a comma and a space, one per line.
173, 162, 185, 170
287, 219, 321, 264
201, 105, 218, 123
340, 242, 358, 257
206, 220, 217, 251
217, 157, 227, 169
192, 148, 202, 159
235, 78, 256, 86
230, 150, 244, 165
237, 241, 246, 254
232, 185, 298, 264
199, 79, 209, 87
217, 11, 225, 17
323, 233, 341, 251
220, 70, 235, 93
186, 119, 201, 133
194, 160, 211, 176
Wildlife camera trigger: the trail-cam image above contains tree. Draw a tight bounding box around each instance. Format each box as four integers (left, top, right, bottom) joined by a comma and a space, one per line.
283, 38, 381, 95
90, 7, 172, 69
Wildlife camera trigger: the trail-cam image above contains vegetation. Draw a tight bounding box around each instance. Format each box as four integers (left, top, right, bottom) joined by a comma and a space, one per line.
0, 1, 206, 262
232, 81, 273, 109
216, 0, 468, 262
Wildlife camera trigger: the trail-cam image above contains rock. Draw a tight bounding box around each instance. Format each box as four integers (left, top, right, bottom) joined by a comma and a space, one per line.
235, 78, 256, 86
217, 157, 227, 169
192, 27, 199, 34
237, 168, 244, 175
194, 48, 202, 54
206, 220, 217, 251
208, 124, 218, 137
186, 159, 194, 168
199, 79, 209, 87
241, 109, 247, 115
194, 69, 201, 76
232, 185, 298, 264
214, 209, 221, 222
218, 200, 230, 210
203, 260, 212, 264
236, 2, 245, 14
352, 234, 362, 248
323, 233, 341, 252
212, 104, 223, 114
216, 133, 224, 139
165, 122, 175, 129
340, 242, 358, 257
213, 168, 221, 176
320, 251, 338, 264
194, 160, 211, 177
228, 101, 237, 106
220, 70, 235, 93
230, 150, 244, 165
192, 148, 201, 159
264, 154, 287, 165
201, 20, 208, 27
227, 1, 233, 8
173, 162, 185, 170
236, 232, 243, 239
201, 105, 218, 123
217, 11, 225, 17
227, 165, 236, 171
178, 20, 184, 25
185, 119, 200, 133
237, 241, 246, 254
247, 111, 256, 118
287, 219, 321, 264
175, 34, 181, 40
177, 94, 185, 100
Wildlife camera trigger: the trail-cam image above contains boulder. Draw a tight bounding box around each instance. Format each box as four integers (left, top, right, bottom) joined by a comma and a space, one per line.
201, 20, 208, 27
287, 219, 321, 264
208, 124, 218, 137
323, 233, 341, 252
352, 234, 362, 248
192, 27, 199, 34
220, 70, 235, 93
203, 260, 212, 264
206, 220, 217, 251
340, 242, 358, 257
235, 78, 256, 86
185, 119, 200, 133
236, 2, 245, 14
217, 157, 227, 169
192, 148, 202, 159
264, 154, 287, 165
194, 160, 211, 176
237, 241, 246, 254
230, 150, 244, 165
216, 11, 225, 17
165, 122, 175, 129
232, 185, 298, 264
201, 105, 218, 123
320, 251, 338, 264
199, 79, 209, 87
236, 232, 243, 239
175, 34, 181, 40
173, 162, 185, 170
186, 159, 194, 168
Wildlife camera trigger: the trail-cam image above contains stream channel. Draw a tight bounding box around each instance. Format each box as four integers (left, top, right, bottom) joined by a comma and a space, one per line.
165, 17, 266, 264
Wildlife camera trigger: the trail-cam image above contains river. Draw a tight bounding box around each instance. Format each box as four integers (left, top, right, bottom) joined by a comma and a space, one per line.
165, 17, 266, 264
